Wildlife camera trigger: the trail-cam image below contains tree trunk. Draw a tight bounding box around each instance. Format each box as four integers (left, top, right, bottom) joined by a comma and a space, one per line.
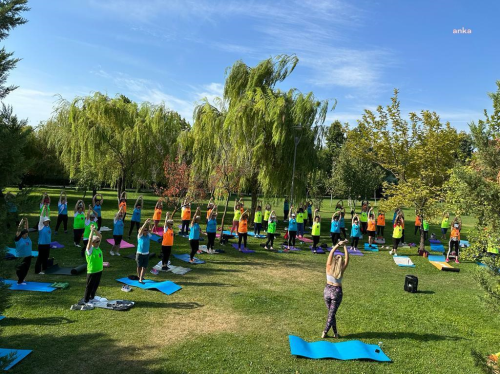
219, 193, 231, 244
250, 183, 258, 224
419, 216, 425, 251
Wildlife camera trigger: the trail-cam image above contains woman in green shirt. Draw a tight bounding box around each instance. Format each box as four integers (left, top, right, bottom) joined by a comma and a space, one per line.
254, 203, 263, 236
264, 211, 277, 250
84, 227, 103, 306
441, 213, 450, 240
73, 200, 86, 247
312, 209, 321, 253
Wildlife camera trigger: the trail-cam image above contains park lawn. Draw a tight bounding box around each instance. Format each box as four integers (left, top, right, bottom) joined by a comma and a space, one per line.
1, 188, 497, 374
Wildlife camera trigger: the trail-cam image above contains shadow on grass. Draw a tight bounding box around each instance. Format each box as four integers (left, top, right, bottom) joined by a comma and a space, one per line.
342, 331, 463, 341
135, 301, 203, 310
2, 317, 74, 326
417, 290, 435, 294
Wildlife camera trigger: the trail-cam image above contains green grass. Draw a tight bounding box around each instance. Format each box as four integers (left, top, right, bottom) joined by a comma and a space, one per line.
1, 188, 497, 373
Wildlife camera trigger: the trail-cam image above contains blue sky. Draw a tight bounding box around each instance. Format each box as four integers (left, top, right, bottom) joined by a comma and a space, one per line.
3, 0, 500, 131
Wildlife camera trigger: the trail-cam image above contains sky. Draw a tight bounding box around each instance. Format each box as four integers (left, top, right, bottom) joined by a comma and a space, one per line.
3, 0, 500, 131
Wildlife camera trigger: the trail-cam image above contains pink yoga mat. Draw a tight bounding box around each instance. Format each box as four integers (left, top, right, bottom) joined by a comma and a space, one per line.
106, 239, 135, 249
299, 237, 313, 243
152, 227, 164, 236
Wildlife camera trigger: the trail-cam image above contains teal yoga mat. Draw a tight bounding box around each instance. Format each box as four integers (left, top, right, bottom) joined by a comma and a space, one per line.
6, 247, 38, 258
3, 280, 56, 292
116, 278, 181, 295
430, 244, 445, 252
288, 335, 391, 361
173, 253, 205, 264
247, 231, 266, 238
428, 254, 446, 262
363, 243, 379, 252
0, 348, 32, 370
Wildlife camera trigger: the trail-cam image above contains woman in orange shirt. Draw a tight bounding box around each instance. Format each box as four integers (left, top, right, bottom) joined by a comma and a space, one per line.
376, 210, 385, 237
446, 217, 462, 263
414, 212, 422, 236
237, 210, 249, 251
367, 208, 377, 248
118, 191, 127, 221
153, 199, 163, 233
161, 212, 174, 270
180, 198, 192, 235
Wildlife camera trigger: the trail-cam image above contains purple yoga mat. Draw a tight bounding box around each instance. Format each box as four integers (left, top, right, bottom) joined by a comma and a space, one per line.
50, 241, 64, 249
106, 239, 135, 249
283, 246, 301, 251
310, 247, 325, 254
231, 244, 255, 253
334, 249, 364, 256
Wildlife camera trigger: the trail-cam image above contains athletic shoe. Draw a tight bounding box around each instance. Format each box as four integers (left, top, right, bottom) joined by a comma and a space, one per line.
121, 285, 132, 292
115, 252, 121, 256
389, 250, 393, 255
264, 246, 268, 250
74, 243, 81, 248
110, 251, 115, 256
445, 257, 449, 262
455, 259, 460, 264
38, 271, 45, 275
17, 282, 27, 285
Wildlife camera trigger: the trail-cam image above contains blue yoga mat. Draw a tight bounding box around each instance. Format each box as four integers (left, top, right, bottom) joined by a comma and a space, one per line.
231, 244, 255, 253
50, 241, 64, 249
460, 240, 469, 247
0, 316, 5, 321
0, 348, 32, 370
363, 243, 379, 252
310, 247, 325, 254
6, 247, 38, 258
173, 253, 205, 264
222, 230, 237, 237
430, 244, 444, 252
428, 254, 446, 262
247, 231, 266, 238
3, 280, 56, 292
116, 278, 181, 295
150, 234, 162, 243
429, 239, 441, 244
288, 335, 391, 362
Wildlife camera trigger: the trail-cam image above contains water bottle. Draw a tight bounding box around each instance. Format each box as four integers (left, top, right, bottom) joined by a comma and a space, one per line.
378, 342, 383, 349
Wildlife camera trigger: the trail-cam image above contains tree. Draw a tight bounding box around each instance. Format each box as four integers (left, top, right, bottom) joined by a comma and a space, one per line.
349, 89, 459, 250
193, 55, 331, 221
44, 93, 186, 198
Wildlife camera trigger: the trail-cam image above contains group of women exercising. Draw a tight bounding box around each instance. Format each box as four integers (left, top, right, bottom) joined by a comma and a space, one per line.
10, 192, 465, 330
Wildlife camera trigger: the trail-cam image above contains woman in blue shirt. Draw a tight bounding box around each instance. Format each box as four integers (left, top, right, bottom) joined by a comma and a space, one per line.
15, 218, 32, 285
189, 207, 201, 263
350, 214, 362, 251
284, 199, 290, 221
136, 218, 152, 283
330, 211, 341, 246
206, 207, 218, 254
55, 191, 68, 234
92, 193, 104, 230
111, 207, 125, 256
128, 196, 143, 238
287, 208, 297, 250
36, 206, 52, 275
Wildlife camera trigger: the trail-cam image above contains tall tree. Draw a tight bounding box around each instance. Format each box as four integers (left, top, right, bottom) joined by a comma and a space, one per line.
193, 55, 331, 220
349, 89, 459, 250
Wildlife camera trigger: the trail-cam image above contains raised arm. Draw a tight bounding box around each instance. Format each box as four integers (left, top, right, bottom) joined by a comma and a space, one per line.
138, 218, 151, 237
38, 206, 47, 231
16, 218, 25, 237
190, 207, 200, 226
92, 194, 97, 206
314, 209, 320, 219
352, 214, 358, 224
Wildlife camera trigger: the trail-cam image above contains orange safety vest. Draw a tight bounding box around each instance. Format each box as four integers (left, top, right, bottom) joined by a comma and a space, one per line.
238, 219, 248, 233
368, 218, 376, 232
162, 227, 174, 246
377, 214, 385, 226
181, 207, 191, 221
153, 208, 162, 220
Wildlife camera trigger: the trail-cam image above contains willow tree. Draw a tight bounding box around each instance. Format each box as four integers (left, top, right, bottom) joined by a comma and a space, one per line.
44, 92, 183, 198
193, 55, 331, 220
349, 90, 459, 250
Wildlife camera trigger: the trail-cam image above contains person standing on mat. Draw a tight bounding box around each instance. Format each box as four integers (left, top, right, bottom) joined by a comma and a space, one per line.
153, 199, 163, 233
118, 191, 127, 221
206, 207, 217, 254
296, 207, 305, 238
254, 203, 263, 236
423, 218, 430, 241
287, 208, 297, 251
238, 210, 249, 251
180, 198, 192, 235
390, 213, 404, 256
376, 210, 385, 238
312, 209, 321, 253
263, 203, 271, 232
82, 205, 98, 257
414, 211, 422, 236
15, 218, 32, 285
111, 206, 125, 256
307, 201, 313, 227
129, 196, 143, 238
330, 211, 341, 246
400, 211, 406, 244
230, 199, 242, 235
92, 193, 104, 231
73, 200, 85, 247
84, 226, 103, 305
446, 217, 462, 263
367, 208, 376, 248
161, 213, 175, 270
55, 191, 68, 235
441, 212, 450, 240
350, 215, 361, 251
40, 192, 51, 217
264, 211, 277, 250
137, 218, 152, 282
188, 208, 201, 262
35, 206, 52, 275
339, 208, 347, 240
359, 204, 368, 234
283, 198, 289, 221
206, 198, 214, 224
322, 239, 349, 339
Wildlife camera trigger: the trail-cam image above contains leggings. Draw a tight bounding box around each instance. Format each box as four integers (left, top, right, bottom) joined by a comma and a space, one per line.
288, 230, 297, 247
377, 226, 384, 236
255, 223, 262, 235
238, 232, 248, 249
16, 256, 32, 283
351, 236, 359, 249
331, 233, 340, 246
84, 271, 102, 303
35, 244, 50, 274
297, 223, 304, 237
424, 231, 428, 240
129, 220, 140, 237
401, 229, 405, 243
189, 239, 199, 260
207, 232, 216, 250
284, 210, 289, 221
448, 240, 459, 257
55, 214, 68, 232
312, 235, 320, 249
97, 217, 102, 230
361, 222, 368, 234
414, 225, 420, 236
82, 240, 88, 257
323, 284, 343, 335
340, 228, 346, 240
308, 213, 313, 226
181, 220, 190, 235
161, 245, 172, 267
393, 237, 401, 250
265, 233, 274, 247
230, 220, 238, 234
74, 228, 84, 245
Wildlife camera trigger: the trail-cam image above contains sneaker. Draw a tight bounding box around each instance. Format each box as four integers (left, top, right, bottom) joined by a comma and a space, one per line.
110, 251, 115, 256
17, 282, 27, 285
121, 285, 132, 292
38, 271, 45, 275
74, 243, 81, 248
270, 247, 274, 250
264, 246, 268, 250
445, 257, 449, 262
115, 252, 121, 256
455, 259, 460, 264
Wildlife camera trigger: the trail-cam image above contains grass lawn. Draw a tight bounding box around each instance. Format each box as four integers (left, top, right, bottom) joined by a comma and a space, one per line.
1, 188, 498, 373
